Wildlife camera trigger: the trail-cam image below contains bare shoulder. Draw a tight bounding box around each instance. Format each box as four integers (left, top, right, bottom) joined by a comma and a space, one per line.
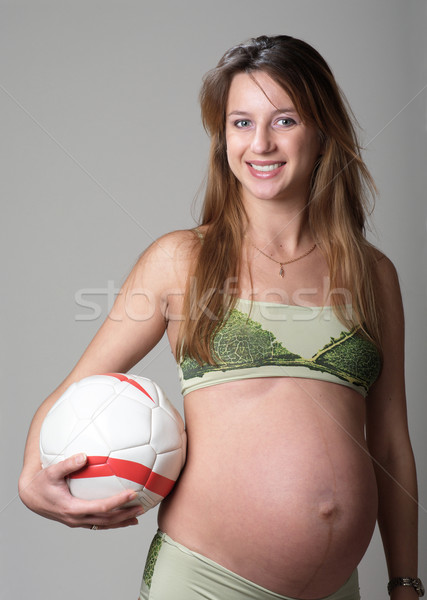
140, 229, 200, 263
130, 229, 200, 291
369, 251, 405, 359
371, 250, 402, 307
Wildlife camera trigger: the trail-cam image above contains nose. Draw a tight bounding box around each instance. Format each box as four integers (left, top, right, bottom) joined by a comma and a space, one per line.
251, 125, 276, 154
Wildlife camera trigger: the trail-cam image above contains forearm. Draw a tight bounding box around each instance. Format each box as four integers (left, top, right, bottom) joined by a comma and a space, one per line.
374, 447, 419, 580
19, 380, 71, 496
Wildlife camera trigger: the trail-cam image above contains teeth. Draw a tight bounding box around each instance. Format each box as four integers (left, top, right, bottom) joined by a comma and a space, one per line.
250, 163, 283, 172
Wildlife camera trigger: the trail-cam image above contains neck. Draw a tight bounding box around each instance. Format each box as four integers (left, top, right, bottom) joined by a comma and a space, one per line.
242, 192, 313, 253
245, 210, 312, 255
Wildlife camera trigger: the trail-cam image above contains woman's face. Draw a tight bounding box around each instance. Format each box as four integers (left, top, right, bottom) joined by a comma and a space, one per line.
225, 71, 322, 207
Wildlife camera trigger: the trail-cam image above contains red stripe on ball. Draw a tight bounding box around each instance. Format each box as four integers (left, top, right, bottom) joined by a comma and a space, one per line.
104, 373, 155, 403
70, 456, 175, 497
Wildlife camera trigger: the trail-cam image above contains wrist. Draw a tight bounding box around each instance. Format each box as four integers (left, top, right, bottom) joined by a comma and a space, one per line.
390, 588, 421, 600
388, 577, 424, 598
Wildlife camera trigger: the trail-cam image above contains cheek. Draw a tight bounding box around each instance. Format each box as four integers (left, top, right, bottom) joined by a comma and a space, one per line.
295, 138, 322, 169
309, 132, 323, 159
225, 135, 241, 168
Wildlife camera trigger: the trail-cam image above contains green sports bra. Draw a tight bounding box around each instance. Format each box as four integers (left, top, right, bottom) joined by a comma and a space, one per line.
178, 298, 382, 398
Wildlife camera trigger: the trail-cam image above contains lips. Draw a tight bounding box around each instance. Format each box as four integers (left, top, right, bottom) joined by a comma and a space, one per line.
246, 161, 286, 178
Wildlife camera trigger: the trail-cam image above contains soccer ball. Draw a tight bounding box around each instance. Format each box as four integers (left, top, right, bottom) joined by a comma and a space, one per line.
39, 373, 186, 512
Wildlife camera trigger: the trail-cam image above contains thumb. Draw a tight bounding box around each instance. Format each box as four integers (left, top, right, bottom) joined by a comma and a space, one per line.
53, 453, 87, 478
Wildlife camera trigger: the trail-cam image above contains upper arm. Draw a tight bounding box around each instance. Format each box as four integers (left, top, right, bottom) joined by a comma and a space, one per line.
71, 230, 194, 376
49, 230, 196, 398
366, 255, 410, 459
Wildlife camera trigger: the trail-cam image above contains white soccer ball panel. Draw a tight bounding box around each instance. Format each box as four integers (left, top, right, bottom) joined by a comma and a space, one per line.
69, 379, 117, 419
40, 396, 77, 456
110, 445, 157, 471
68, 475, 128, 500
157, 390, 183, 423
64, 420, 111, 457
152, 448, 186, 481
93, 396, 153, 450
151, 407, 185, 454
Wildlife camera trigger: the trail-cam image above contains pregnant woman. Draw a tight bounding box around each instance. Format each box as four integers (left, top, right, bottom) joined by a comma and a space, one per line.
19, 35, 421, 600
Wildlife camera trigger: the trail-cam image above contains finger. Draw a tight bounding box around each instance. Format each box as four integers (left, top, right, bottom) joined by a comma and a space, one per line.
62, 489, 141, 522
89, 500, 144, 522
87, 517, 140, 531
85, 490, 141, 513
76, 503, 143, 529
108, 517, 140, 529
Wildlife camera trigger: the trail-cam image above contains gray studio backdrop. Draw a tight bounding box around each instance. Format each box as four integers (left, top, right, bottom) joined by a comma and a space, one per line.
1, 1, 426, 599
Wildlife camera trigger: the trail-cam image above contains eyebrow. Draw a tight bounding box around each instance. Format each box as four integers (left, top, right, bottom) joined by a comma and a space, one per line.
226, 108, 298, 118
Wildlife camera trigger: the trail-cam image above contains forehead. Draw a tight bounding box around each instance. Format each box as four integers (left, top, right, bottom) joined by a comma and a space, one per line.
226, 71, 295, 112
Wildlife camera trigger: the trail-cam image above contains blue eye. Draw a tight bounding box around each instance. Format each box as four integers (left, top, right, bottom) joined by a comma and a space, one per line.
235, 119, 252, 128
276, 117, 296, 127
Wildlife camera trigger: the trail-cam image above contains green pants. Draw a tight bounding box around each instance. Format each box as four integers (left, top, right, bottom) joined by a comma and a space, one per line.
139, 531, 361, 600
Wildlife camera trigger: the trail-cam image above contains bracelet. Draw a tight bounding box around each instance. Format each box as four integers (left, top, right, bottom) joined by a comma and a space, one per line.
387, 577, 425, 597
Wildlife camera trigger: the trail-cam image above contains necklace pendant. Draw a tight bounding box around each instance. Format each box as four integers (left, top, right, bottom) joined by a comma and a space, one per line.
279, 265, 285, 278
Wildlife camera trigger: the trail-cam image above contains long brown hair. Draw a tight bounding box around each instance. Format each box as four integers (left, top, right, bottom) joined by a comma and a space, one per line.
177, 35, 381, 364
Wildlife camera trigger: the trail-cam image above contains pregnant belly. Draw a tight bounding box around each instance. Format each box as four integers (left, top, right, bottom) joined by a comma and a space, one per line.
159, 380, 378, 598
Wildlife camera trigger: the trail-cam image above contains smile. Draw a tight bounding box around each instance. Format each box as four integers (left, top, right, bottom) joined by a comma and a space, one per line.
249, 162, 285, 172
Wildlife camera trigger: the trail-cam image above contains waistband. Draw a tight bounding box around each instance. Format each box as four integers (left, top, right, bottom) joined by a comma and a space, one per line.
156, 530, 360, 600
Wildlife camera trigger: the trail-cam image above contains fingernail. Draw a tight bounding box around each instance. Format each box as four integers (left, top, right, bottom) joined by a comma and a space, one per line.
128, 491, 138, 501
136, 509, 144, 517
75, 453, 87, 465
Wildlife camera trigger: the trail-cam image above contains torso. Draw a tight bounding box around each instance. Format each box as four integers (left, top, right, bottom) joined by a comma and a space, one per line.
157, 232, 379, 599
158, 378, 377, 599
